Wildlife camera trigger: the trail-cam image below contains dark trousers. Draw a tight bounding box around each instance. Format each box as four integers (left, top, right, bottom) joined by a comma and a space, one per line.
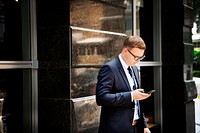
133, 120, 145, 133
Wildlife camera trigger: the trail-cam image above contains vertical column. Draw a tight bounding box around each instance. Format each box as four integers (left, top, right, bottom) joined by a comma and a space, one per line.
162, 0, 196, 133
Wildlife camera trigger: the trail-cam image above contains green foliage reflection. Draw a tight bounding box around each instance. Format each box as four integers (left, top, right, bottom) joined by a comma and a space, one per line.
193, 48, 200, 77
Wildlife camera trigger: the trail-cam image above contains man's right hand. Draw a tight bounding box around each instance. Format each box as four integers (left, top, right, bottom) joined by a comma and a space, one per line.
132, 89, 151, 100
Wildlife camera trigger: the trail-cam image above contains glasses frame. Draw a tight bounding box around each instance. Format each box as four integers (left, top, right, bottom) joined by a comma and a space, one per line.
127, 49, 145, 61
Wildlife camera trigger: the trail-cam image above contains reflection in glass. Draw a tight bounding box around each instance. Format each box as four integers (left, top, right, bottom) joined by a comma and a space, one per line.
71, 68, 99, 98
136, 0, 143, 36
0, 70, 23, 132
71, 28, 126, 66
0, 0, 23, 60
70, 0, 126, 33
125, 0, 143, 36
125, 0, 132, 35
70, 0, 128, 98
140, 67, 155, 119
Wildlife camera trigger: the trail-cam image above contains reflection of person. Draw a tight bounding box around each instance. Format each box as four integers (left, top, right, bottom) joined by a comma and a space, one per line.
96, 36, 151, 133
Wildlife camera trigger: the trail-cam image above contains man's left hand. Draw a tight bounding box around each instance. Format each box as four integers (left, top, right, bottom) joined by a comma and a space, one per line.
144, 128, 151, 133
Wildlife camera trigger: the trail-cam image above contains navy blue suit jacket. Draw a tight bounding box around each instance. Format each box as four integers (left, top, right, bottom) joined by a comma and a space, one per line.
96, 56, 147, 133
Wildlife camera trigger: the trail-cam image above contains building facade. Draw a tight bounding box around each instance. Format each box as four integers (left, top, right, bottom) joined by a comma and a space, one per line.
0, 0, 197, 133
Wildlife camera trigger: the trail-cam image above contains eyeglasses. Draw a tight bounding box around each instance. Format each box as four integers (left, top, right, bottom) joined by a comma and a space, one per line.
127, 49, 145, 61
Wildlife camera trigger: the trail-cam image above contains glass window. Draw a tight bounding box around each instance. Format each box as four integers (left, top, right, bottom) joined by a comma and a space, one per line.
0, 0, 22, 60
0, 70, 26, 133
0, 0, 30, 61
0, 0, 33, 133
132, 0, 162, 127
125, 0, 132, 35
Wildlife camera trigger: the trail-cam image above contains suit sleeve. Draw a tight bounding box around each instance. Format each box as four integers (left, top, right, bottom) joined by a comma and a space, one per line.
96, 64, 133, 107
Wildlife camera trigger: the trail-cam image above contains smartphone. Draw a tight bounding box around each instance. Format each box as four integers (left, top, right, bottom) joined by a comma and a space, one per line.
146, 90, 156, 94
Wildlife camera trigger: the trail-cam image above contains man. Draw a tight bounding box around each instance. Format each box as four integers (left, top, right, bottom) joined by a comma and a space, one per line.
96, 36, 151, 133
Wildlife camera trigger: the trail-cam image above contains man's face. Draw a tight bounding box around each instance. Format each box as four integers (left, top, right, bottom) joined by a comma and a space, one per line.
125, 47, 145, 66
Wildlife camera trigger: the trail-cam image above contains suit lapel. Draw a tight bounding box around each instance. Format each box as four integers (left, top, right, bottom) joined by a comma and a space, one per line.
116, 57, 131, 91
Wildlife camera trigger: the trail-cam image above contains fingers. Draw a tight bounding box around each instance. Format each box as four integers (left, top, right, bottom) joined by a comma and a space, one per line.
132, 90, 151, 100
137, 88, 144, 93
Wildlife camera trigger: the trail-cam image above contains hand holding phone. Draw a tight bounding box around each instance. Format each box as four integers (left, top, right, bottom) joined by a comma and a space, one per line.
146, 90, 156, 94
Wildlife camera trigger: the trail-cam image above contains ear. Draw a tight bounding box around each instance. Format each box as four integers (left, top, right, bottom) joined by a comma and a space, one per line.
123, 47, 128, 53
121, 48, 127, 55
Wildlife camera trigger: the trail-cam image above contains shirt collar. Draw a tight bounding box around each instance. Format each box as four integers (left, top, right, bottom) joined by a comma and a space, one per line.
118, 54, 129, 70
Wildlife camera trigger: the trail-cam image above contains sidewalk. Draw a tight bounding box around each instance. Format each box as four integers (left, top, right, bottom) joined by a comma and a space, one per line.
193, 77, 200, 133
193, 77, 200, 96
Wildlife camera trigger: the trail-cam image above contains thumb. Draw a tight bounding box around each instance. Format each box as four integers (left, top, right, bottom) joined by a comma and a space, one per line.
137, 88, 144, 93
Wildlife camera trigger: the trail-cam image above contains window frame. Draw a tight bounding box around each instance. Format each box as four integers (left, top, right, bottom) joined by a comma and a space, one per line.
132, 0, 163, 130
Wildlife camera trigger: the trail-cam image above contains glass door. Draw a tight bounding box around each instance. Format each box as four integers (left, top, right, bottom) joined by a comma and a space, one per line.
0, 0, 38, 133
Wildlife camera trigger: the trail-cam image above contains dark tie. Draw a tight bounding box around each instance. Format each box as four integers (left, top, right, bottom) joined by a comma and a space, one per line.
127, 66, 138, 89
127, 66, 133, 77
127, 66, 140, 118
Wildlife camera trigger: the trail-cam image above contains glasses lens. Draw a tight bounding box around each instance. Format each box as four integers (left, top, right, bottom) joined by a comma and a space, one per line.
128, 49, 145, 61
139, 55, 145, 61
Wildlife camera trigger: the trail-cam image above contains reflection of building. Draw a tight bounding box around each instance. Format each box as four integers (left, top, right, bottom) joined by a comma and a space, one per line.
0, 1, 4, 43
192, 22, 200, 47
73, 35, 113, 65
71, 27, 126, 66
